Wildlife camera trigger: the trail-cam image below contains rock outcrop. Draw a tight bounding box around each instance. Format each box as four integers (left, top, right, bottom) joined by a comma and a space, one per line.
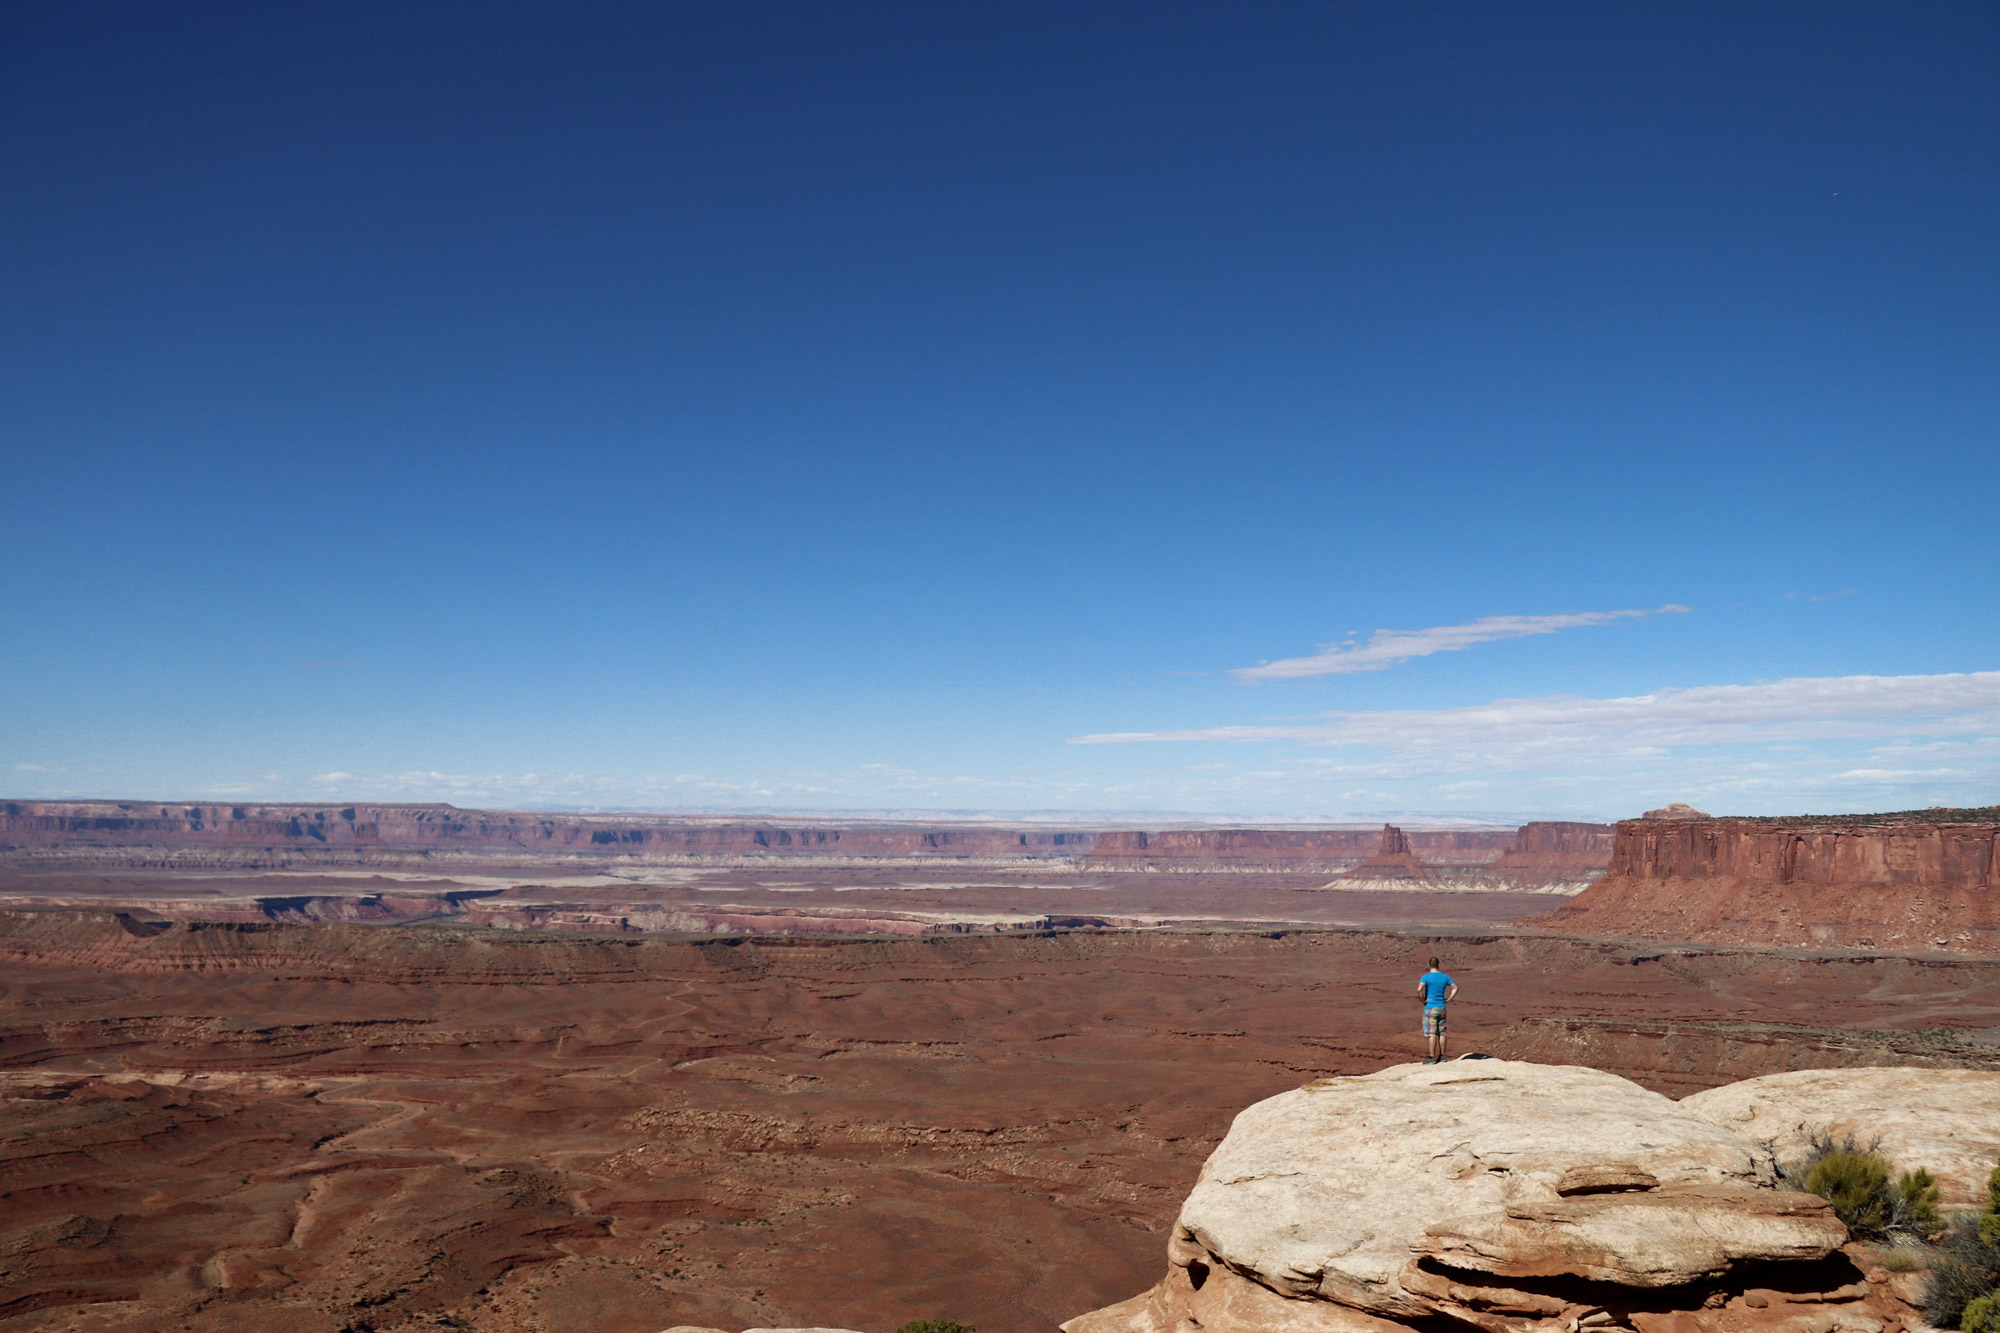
1326, 823, 1613, 893
1644, 805, 1711, 820
1526, 807, 2000, 954
1064, 1060, 1921, 1333
1337, 825, 1430, 881
1079, 828, 1515, 875
1682, 1067, 2000, 1208
1488, 822, 1615, 890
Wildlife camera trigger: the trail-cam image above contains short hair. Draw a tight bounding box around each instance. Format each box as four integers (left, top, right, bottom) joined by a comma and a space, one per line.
1428, 955, 1440, 968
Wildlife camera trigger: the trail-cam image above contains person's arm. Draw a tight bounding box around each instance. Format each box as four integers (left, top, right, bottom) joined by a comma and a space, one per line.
1445, 982, 1458, 1003
1417, 978, 1428, 998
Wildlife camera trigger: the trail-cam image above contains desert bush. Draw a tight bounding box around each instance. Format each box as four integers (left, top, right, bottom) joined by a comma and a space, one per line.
1923, 1160, 2000, 1330
1779, 1129, 1943, 1241
1893, 1168, 1943, 1236
1776, 1128, 1880, 1189
896, 1322, 976, 1333
1806, 1151, 1894, 1235
1984, 1163, 2000, 1251
1879, 1244, 1921, 1273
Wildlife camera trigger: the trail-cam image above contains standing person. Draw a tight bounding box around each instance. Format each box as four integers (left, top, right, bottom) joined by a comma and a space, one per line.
1418, 956, 1457, 1064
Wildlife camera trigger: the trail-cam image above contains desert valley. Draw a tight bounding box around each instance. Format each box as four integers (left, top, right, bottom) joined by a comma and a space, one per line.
10, 6, 1995, 1333
3, 802, 1997, 1332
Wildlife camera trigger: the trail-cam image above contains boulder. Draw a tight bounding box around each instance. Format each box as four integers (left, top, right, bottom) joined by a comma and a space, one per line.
1064, 1059, 1911, 1333
1680, 1067, 2000, 1208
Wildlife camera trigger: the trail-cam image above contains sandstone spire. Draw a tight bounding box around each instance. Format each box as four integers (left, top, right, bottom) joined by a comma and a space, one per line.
1339, 822, 1428, 880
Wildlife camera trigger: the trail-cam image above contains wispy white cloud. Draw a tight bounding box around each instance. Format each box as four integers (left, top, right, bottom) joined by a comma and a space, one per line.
1232, 605, 1689, 681
1073, 671, 2000, 767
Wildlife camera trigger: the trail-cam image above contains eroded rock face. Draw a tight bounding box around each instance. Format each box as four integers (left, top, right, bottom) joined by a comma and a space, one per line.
1527, 809, 2000, 953
1680, 1067, 2000, 1208
1064, 1060, 1912, 1333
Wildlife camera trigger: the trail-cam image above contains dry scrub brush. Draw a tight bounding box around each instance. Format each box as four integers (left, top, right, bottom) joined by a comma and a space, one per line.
1924, 1161, 2000, 1332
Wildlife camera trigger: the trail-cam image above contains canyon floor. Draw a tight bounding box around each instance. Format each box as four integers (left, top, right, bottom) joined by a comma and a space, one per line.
0, 865, 1570, 934
3, 882, 1998, 1333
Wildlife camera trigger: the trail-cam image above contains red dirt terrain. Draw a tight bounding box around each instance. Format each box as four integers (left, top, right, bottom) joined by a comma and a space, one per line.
1532, 806, 2000, 954
3, 912, 1996, 1333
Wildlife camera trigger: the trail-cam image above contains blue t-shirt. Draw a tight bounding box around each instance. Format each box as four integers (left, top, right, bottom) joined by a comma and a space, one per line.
1420, 970, 1454, 1010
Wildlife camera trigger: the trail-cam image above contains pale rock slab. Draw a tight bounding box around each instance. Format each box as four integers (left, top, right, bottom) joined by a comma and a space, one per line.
1679, 1067, 2000, 1208
1173, 1060, 1816, 1317
1064, 1059, 1904, 1333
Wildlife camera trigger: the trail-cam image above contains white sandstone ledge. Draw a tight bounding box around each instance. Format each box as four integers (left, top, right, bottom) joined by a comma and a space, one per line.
1065, 1057, 2000, 1333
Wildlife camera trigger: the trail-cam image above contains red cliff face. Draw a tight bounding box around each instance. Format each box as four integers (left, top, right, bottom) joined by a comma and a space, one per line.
0, 802, 1611, 892
1490, 821, 1616, 885
0, 803, 1534, 875
0, 802, 1099, 868
1079, 826, 1514, 873
1529, 809, 2000, 953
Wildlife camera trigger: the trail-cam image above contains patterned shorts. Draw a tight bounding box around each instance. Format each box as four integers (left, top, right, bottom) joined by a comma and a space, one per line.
1423, 1008, 1447, 1037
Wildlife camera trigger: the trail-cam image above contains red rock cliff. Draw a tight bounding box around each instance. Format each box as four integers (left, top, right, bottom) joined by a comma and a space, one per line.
1490, 821, 1615, 885
1527, 808, 2000, 954
0, 801, 1100, 868
1080, 827, 1514, 873
0, 801, 1551, 882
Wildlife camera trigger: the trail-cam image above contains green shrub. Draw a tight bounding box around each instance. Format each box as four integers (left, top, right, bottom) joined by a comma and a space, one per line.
1965, 1294, 2000, 1333
1983, 1163, 2000, 1251
1806, 1150, 1893, 1237
1777, 1128, 1880, 1190
1894, 1168, 1944, 1236
896, 1322, 976, 1333
1781, 1130, 1943, 1241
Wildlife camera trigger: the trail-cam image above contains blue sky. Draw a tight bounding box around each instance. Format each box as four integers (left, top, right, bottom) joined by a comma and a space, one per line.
3, 2, 1996, 821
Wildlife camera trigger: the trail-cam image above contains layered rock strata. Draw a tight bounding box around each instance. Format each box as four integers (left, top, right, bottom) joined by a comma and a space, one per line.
0, 801, 1618, 889
0, 802, 1098, 870
1065, 1059, 1936, 1333
1489, 822, 1617, 889
1076, 828, 1517, 875
1528, 808, 2000, 953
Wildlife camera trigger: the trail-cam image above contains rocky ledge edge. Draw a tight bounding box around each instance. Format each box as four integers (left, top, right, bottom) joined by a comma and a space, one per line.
1065, 1059, 2000, 1333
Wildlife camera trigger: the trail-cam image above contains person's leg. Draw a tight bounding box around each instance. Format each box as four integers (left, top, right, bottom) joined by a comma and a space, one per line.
1437, 1010, 1448, 1062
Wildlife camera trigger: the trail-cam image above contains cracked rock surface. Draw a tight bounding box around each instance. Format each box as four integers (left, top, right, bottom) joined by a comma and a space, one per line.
1066, 1060, 1927, 1333
1680, 1066, 2000, 1208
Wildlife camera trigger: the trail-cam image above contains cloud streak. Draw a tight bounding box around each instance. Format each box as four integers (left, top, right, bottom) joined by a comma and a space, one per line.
1073, 671, 2000, 771
1232, 605, 1690, 681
